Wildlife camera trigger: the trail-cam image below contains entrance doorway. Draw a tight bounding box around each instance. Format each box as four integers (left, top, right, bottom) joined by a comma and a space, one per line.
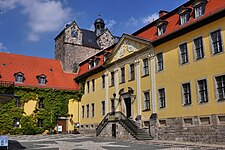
112, 124, 116, 137
124, 98, 131, 118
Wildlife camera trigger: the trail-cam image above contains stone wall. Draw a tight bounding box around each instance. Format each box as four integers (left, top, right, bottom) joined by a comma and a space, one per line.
55, 38, 100, 73
99, 122, 135, 140
150, 114, 225, 145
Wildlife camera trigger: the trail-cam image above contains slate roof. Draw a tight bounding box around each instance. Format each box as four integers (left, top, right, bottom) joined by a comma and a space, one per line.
0, 52, 79, 90
80, 29, 100, 49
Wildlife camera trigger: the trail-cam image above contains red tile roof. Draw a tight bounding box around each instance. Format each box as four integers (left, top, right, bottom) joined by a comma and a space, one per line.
0, 52, 79, 90
133, 0, 225, 41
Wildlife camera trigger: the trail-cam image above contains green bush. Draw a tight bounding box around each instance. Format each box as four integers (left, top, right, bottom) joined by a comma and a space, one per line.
11, 128, 23, 135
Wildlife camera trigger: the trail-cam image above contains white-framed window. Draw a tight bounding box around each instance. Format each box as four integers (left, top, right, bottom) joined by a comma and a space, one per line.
157, 24, 167, 36
87, 81, 90, 93
183, 118, 193, 126
210, 29, 223, 54
82, 105, 84, 118
215, 75, 225, 101
14, 72, 24, 83
86, 104, 89, 118
111, 71, 115, 86
13, 118, 20, 127
143, 91, 150, 111
180, 12, 190, 25
197, 79, 208, 103
158, 88, 166, 108
156, 52, 163, 72
38, 98, 44, 108
38, 119, 43, 127
37, 75, 47, 85
88, 60, 94, 69
120, 67, 125, 83
194, 4, 205, 18
199, 116, 211, 125
179, 43, 189, 64
101, 75, 105, 89
143, 58, 149, 76
129, 64, 135, 80
182, 83, 192, 105
91, 103, 94, 117
104, 52, 110, 62
92, 79, 95, 92
101, 101, 105, 115
194, 37, 204, 60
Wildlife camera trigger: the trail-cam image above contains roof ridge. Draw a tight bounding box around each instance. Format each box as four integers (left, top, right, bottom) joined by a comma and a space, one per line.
0, 52, 58, 61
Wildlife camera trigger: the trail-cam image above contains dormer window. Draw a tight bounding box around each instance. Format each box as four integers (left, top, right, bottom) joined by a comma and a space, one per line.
103, 52, 110, 61
88, 57, 100, 69
178, 7, 192, 25
37, 74, 47, 85
193, 0, 207, 18
156, 20, 168, 36
14, 72, 24, 83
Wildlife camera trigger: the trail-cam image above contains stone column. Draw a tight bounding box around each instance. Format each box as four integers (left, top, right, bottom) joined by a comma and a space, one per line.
135, 59, 142, 127
149, 48, 156, 114
114, 67, 119, 111
105, 71, 109, 113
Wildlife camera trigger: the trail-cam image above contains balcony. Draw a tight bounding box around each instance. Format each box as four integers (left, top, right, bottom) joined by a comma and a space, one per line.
0, 81, 15, 87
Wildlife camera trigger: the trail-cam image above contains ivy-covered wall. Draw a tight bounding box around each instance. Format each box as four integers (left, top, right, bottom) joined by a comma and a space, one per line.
0, 86, 82, 135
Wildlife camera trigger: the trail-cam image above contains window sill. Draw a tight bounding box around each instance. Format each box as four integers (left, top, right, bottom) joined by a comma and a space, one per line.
109, 85, 115, 88
142, 109, 150, 112
159, 106, 166, 109
183, 103, 192, 107
128, 79, 135, 82
141, 74, 149, 78
199, 101, 209, 104
217, 99, 225, 102
119, 81, 125, 84
212, 51, 224, 56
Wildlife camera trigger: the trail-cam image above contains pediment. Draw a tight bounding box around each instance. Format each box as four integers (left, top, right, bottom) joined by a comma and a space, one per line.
105, 34, 151, 64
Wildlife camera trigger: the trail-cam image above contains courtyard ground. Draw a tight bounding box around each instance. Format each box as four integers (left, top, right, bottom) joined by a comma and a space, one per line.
5, 134, 225, 150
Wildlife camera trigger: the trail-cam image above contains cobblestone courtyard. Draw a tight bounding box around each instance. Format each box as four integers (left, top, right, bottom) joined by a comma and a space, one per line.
5, 134, 225, 150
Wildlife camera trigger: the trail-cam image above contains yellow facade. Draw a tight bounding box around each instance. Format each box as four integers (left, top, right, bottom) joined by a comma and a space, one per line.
79, 16, 225, 131
24, 100, 37, 115
155, 17, 225, 119
79, 35, 154, 129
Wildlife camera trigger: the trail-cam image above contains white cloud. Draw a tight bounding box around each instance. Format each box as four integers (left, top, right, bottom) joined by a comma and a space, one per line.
141, 13, 159, 24
0, 0, 72, 42
105, 19, 117, 30
0, 42, 8, 52
125, 17, 139, 27
125, 13, 159, 28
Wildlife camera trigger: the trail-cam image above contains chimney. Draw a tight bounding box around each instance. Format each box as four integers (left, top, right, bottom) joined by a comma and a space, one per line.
159, 10, 168, 18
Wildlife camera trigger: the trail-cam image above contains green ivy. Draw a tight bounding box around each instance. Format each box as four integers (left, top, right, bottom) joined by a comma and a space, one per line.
0, 86, 82, 135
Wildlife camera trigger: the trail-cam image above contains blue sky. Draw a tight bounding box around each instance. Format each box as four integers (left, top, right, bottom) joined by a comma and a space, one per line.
0, 0, 187, 59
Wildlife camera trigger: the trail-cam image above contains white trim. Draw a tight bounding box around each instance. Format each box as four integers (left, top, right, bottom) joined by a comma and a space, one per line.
150, 49, 156, 113
136, 59, 141, 116
105, 71, 109, 113
114, 67, 119, 111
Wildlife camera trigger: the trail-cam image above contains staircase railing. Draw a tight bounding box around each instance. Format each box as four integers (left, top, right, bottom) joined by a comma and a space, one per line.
96, 111, 139, 136
96, 112, 110, 136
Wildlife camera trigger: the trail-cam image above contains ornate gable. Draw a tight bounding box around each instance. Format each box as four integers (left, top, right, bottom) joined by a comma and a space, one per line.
64, 21, 83, 45
106, 34, 151, 64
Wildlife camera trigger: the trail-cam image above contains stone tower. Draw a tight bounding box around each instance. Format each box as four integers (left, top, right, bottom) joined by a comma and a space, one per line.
54, 18, 117, 73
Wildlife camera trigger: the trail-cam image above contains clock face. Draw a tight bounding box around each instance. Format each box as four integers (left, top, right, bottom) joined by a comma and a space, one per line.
71, 30, 78, 37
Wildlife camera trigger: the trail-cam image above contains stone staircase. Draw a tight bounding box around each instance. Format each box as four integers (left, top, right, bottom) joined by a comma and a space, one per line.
96, 111, 152, 140
119, 118, 152, 140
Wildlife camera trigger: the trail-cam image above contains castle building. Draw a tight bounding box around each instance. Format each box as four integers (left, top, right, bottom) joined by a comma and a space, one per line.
75, 0, 225, 144
54, 18, 118, 73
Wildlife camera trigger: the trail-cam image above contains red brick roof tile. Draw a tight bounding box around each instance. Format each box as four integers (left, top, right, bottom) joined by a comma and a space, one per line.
0, 52, 79, 90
